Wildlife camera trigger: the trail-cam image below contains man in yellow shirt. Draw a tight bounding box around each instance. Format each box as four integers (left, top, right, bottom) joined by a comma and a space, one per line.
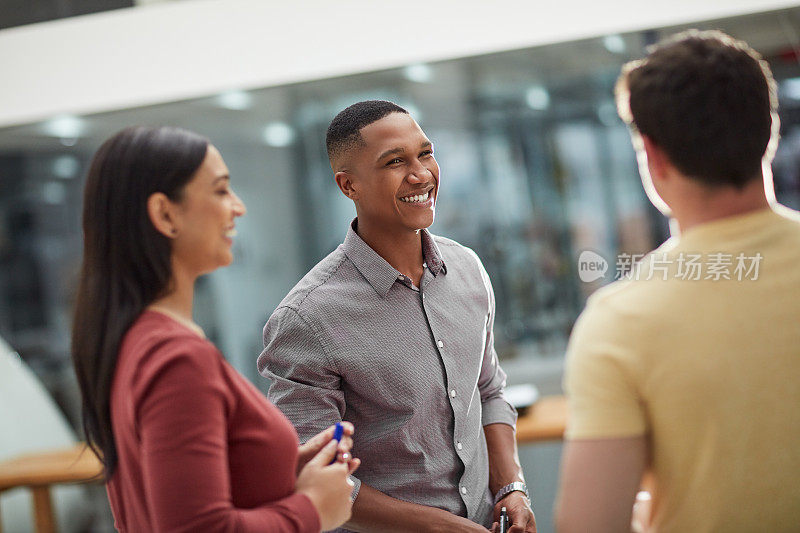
556, 30, 800, 532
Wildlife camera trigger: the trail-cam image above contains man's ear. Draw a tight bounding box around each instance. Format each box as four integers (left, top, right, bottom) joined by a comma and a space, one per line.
147, 192, 179, 238
335, 171, 359, 201
641, 135, 670, 184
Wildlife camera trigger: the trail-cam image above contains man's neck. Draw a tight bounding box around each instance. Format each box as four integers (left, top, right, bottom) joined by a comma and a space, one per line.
672, 178, 770, 234
356, 219, 425, 286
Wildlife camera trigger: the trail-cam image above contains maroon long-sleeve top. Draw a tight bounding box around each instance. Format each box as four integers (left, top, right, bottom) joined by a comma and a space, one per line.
107, 310, 320, 532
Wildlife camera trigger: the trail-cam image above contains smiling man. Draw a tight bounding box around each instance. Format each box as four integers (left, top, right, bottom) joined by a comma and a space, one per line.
258, 101, 535, 532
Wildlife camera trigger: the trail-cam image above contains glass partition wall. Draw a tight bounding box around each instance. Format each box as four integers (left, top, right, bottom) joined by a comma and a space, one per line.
2, 8, 800, 430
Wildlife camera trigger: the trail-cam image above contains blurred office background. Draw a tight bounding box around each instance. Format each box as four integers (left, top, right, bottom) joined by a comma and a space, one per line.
2, 1, 800, 531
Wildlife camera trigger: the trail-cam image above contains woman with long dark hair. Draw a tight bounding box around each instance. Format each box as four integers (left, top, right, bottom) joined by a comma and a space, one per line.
72, 126, 357, 532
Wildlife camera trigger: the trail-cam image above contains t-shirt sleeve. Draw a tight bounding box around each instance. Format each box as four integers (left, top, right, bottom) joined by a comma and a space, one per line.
563, 294, 648, 440
133, 337, 321, 533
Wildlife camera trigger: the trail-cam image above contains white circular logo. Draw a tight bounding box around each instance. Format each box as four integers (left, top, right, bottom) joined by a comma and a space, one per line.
578, 250, 608, 283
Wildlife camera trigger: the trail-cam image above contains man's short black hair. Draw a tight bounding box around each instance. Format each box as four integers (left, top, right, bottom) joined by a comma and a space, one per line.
326, 100, 408, 169
616, 29, 778, 188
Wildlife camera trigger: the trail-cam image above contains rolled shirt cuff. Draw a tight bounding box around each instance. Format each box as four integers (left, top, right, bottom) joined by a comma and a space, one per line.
481, 397, 518, 427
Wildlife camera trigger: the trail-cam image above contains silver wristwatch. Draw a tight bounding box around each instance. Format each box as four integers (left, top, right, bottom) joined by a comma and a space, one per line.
494, 481, 530, 505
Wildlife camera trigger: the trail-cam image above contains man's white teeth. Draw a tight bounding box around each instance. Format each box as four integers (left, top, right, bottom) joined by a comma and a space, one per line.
225, 228, 237, 238
400, 191, 430, 203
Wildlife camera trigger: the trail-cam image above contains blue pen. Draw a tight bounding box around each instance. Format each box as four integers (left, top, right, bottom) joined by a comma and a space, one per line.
329, 422, 345, 464
333, 422, 344, 442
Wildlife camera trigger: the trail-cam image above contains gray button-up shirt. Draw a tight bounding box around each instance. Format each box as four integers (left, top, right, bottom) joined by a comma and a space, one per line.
258, 220, 516, 528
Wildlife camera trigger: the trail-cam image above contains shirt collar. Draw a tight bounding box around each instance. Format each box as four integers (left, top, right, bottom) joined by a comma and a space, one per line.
343, 218, 446, 297
421, 227, 446, 276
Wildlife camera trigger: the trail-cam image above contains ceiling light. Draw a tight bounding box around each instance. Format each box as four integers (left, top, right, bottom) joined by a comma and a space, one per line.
52, 155, 80, 179
603, 34, 626, 54
403, 63, 433, 83
41, 182, 67, 205
42, 115, 85, 139
262, 122, 296, 147
525, 86, 550, 110
597, 102, 620, 126
216, 90, 252, 110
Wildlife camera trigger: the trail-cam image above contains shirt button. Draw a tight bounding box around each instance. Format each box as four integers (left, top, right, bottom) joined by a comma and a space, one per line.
461, 486, 467, 495
450, 389, 457, 398
457, 442, 463, 450
397, 274, 404, 280
437, 340, 444, 348
423, 262, 427, 268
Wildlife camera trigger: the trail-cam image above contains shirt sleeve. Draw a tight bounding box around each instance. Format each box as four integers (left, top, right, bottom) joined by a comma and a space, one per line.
563, 294, 648, 440
134, 337, 321, 533
470, 251, 517, 428
258, 306, 361, 500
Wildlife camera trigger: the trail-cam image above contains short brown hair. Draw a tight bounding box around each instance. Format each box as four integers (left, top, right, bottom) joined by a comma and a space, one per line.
616, 30, 778, 188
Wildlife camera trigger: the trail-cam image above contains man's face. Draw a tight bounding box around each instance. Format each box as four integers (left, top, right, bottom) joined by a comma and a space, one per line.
346, 112, 439, 234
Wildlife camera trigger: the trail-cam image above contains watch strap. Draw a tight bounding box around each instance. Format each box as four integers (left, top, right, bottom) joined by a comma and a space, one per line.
493, 481, 529, 505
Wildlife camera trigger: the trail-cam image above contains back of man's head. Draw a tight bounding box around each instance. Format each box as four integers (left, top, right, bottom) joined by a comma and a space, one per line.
616, 30, 777, 189
326, 100, 408, 170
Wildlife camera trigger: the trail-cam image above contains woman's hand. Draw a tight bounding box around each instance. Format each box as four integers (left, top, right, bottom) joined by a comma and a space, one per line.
297, 422, 357, 474
296, 439, 358, 531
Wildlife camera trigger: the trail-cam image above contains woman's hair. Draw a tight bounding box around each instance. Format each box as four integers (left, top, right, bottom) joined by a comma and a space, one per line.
72, 126, 209, 477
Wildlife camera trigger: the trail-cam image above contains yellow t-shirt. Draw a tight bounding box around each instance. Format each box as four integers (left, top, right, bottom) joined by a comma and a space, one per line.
564, 206, 800, 532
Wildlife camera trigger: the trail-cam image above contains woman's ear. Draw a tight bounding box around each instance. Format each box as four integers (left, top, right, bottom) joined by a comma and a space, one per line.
147, 192, 179, 238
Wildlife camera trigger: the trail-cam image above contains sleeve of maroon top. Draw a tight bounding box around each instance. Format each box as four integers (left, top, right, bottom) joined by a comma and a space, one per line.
133, 336, 321, 533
